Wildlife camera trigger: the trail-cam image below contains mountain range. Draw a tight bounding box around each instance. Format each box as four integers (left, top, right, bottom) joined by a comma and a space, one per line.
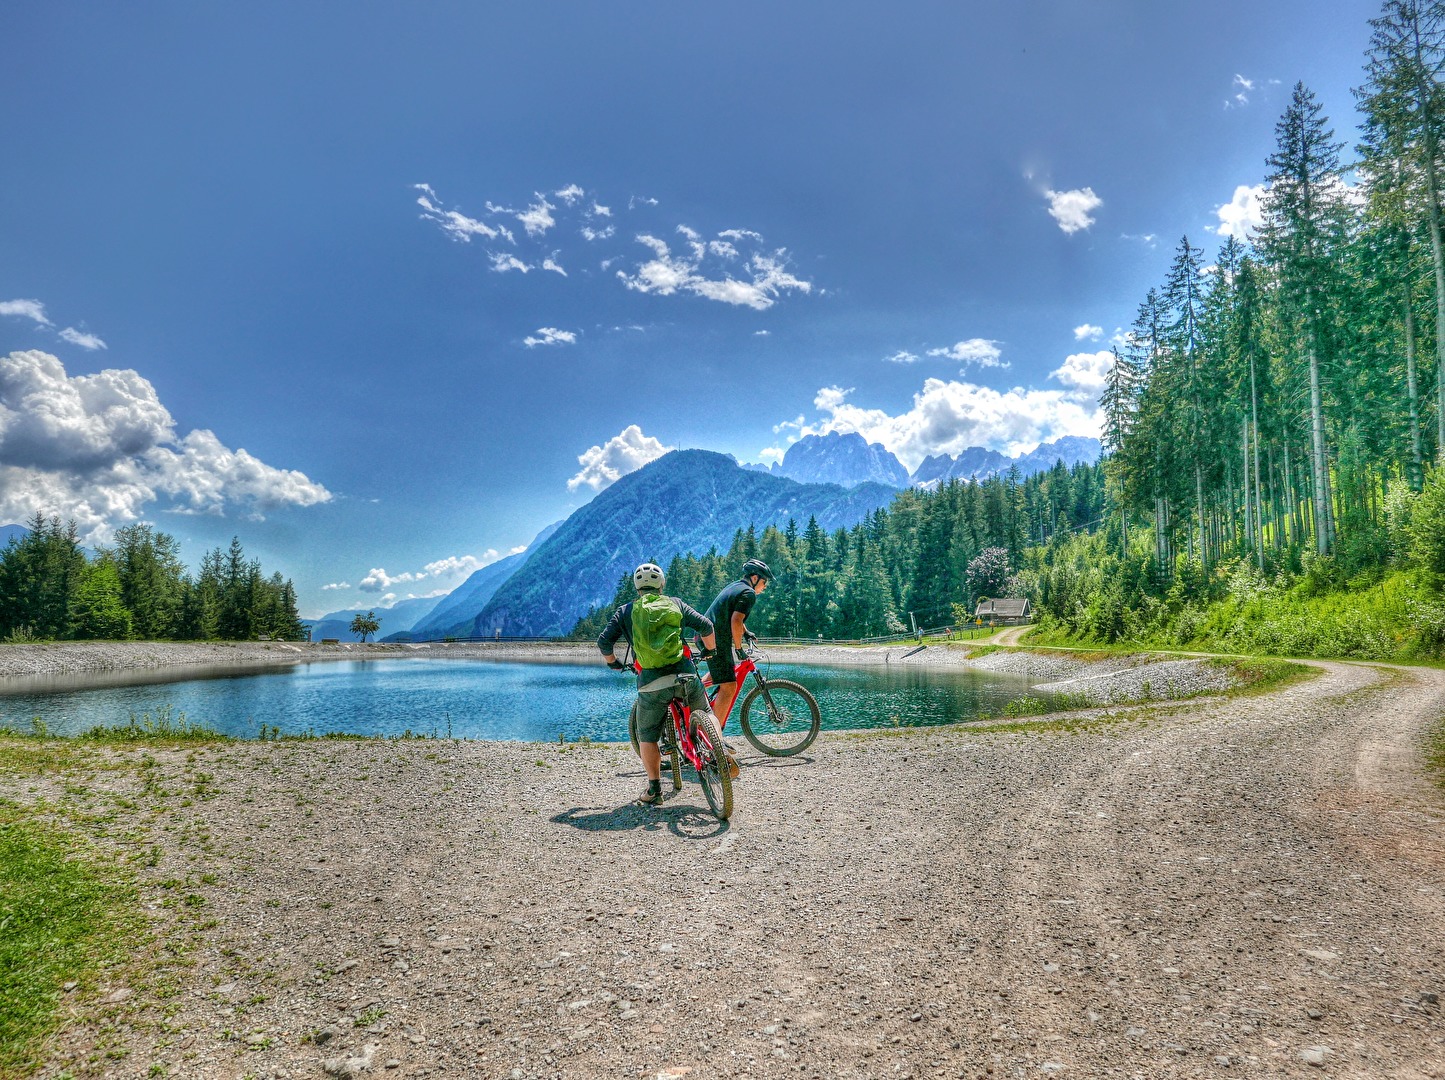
471, 449, 900, 637
746, 432, 1100, 490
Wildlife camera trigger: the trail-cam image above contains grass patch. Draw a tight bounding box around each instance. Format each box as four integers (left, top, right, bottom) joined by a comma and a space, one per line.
0, 806, 138, 1078
1211, 657, 1317, 695
1001, 691, 1095, 718
1427, 715, 1445, 794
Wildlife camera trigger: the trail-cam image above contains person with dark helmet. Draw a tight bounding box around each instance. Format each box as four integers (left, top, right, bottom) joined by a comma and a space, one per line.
704, 557, 773, 731
597, 562, 721, 806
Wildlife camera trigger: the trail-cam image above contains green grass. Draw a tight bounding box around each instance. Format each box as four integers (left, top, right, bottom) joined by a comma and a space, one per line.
1428, 716, 1445, 795
0, 807, 137, 1078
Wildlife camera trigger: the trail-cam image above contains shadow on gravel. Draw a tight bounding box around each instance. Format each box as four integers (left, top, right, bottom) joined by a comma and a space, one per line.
551, 803, 729, 840
740, 754, 815, 770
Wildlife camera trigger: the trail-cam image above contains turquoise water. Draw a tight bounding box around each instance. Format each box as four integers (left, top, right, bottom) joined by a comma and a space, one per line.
0, 657, 1041, 741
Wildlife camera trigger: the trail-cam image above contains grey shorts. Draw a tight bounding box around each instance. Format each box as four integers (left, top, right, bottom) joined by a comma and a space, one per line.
634, 675, 716, 744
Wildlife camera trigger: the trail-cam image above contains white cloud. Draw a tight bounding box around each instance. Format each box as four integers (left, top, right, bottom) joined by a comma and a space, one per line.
628, 195, 659, 209
1121, 233, 1158, 247
1073, 324, 1104, 342
581, 224, 615, 241
554, 184, 585, 205
884, 350, 919, 364
754, 330, 771, 337
1044, 187, 1102, 234
415, 184, 506, 242
523, 327, 577, 348
758, 447, 785, 465
773, 414, 805, 434
59, 327, 107, 350
541, 254, 567, 276
322, 581, 350, 591
0, 299, 51, 326
617, 232, 812, 310
0, 350, 330, 542
1215, 183, 1265, 241
515, 194, 556, 237
1053, 350, 1113, 401
359, 567, 418, 592
423, 550, 501, 578
1234, 74, 1255, 93
787, 350, 1107, 471
489, 253, 532, 274
590, 202, 612, 218
925, 339, 1004, 367
567, 424, 672, 491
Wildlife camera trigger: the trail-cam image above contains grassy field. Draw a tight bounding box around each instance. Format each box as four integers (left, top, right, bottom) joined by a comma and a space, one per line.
0, 805, 136, 1078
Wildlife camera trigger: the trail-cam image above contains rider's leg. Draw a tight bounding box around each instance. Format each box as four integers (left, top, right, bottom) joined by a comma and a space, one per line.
634, 689, 670, 804
711, 680, 739, 729
683, 681, 740, 780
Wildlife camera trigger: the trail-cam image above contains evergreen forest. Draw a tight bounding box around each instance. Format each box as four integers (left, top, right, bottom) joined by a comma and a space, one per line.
0, 515, 307, 643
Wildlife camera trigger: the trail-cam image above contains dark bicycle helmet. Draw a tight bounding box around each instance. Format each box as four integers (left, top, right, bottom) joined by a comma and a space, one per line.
741, 558, 773, 583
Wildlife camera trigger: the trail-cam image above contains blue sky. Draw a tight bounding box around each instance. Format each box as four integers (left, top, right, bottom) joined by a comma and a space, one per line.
0, 1, 1376, 615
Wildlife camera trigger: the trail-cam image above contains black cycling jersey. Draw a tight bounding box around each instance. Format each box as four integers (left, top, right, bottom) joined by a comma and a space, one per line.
705, 579, 756, 647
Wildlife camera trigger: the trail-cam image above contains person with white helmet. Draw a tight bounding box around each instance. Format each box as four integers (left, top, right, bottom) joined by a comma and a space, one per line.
597, 562, 720, 806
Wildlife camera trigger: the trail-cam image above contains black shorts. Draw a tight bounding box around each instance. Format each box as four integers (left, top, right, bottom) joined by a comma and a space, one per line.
706, 648, 737, 686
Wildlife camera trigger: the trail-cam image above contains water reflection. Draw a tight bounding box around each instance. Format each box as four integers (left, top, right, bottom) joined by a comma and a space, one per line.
0, 657, 1041, 742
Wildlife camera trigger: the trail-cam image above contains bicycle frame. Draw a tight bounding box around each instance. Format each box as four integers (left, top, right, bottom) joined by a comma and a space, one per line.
698, 650, 760, 725
629, 646, 720, 774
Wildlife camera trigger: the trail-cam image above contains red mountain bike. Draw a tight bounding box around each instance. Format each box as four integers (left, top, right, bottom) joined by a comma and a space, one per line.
705, 641, 821, 757
622, 645, 733, 820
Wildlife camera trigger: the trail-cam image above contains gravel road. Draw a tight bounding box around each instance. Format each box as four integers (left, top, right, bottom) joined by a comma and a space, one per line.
17, 659, 1445, 1079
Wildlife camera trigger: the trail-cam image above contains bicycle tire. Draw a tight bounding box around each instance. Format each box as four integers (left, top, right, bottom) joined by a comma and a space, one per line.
739, 678, 821, 757
690, 709, 733, 820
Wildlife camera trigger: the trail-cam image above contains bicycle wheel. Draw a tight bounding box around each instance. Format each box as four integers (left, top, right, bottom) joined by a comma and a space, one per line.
739, 678, 821, 757
690, 710, 733, 820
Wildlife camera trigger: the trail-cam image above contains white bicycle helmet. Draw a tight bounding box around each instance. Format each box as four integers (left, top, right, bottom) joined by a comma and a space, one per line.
633, 562, 665, 592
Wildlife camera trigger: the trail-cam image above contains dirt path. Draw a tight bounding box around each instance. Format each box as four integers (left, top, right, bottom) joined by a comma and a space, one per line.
16, 661, 1445, 1079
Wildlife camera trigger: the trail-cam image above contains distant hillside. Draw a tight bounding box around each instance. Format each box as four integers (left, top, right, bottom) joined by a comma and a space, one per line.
307, 595, 442, 642
0, 524, 31, 547
398, 520, 564, 640
473, 450, 897, 636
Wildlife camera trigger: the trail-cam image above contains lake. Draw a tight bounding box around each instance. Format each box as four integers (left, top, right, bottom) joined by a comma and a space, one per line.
0, 656, 1043, 741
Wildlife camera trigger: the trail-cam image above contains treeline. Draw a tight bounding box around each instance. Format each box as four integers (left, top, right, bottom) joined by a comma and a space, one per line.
0, 515, 305, 643
572, 461, 1105, 641
1102, 4, 1445, 576
1023, 0, 1445, 657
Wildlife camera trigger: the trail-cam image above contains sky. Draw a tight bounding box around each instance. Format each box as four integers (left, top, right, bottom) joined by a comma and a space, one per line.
0, 0, 1378, 616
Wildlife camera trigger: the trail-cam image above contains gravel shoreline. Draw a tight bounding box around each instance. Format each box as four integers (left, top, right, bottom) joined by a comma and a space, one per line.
10, 659, 1445, 1078
0, 640, 1246, 708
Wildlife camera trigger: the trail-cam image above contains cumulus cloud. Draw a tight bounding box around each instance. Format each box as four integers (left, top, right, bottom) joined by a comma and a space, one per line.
423, 550, 501, 577
1045, 187, 1102, 234
1073, 324, 1104, 342
554, 184, 585, 205
567, 424, 672, 491
321, 582, 350, 591
926, 339, 1004, 367
59, 328, 106, 350
616, 232, 812, 310
784, 350, 1108, 471
629, 195, 659, 209
758, 447, 785, 465
1216, 183, 1265, 241
0, 350, 330, 541
359, 567, 418, 592
884, 350, 919, 364
514, 194, 557, 237
581, 224, 615, 241
523, 327, 577, 348
1053, 350, 1114, 401
541, 254, 567, 276
0, 299, 51, 326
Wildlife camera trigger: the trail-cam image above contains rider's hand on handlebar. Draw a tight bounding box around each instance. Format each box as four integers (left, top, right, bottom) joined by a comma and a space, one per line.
744, 629, 758, 645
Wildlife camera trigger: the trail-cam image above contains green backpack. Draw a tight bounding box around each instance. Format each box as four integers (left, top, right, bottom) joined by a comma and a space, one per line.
630, 593, 683, 669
